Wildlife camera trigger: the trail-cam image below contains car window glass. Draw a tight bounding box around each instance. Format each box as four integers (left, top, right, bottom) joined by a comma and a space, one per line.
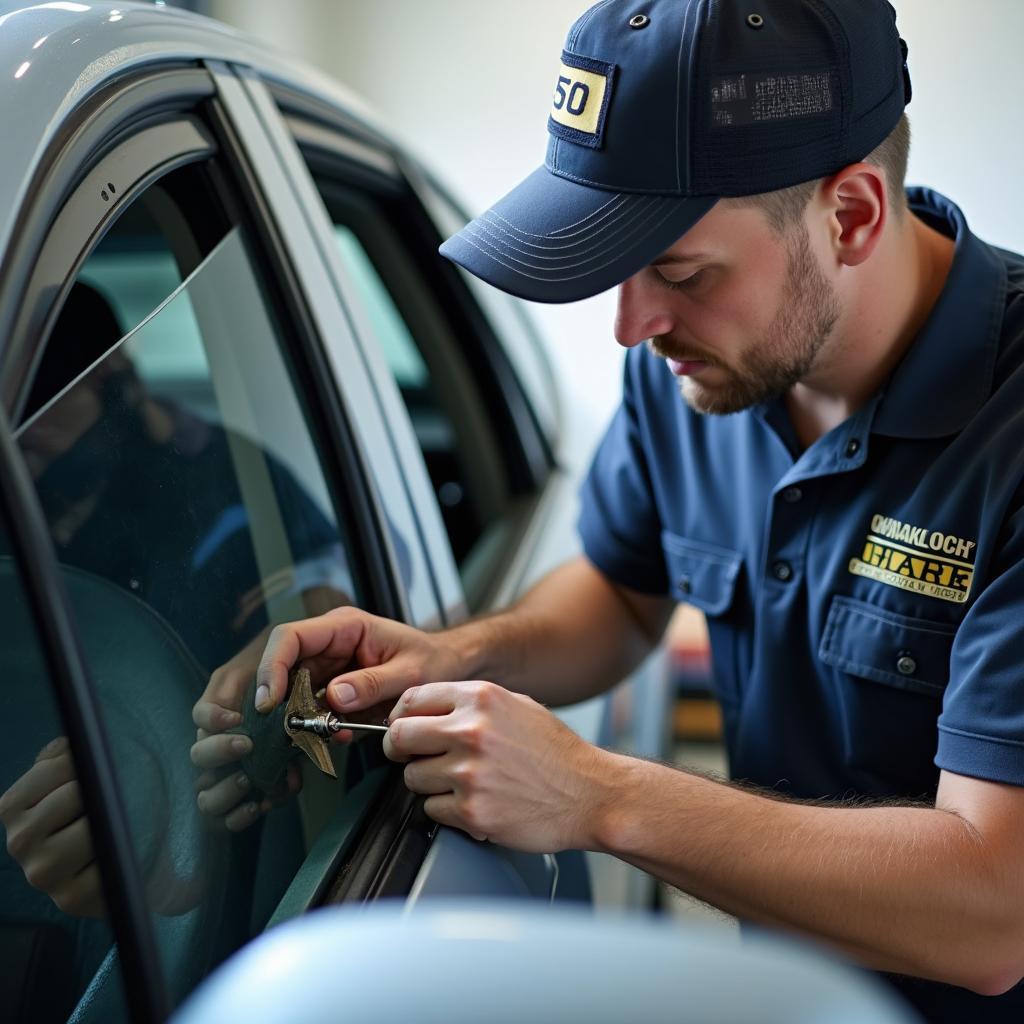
12, 163, 384, 1015
416, 177, 560, 442
310, 176, 517, 604
332, 225, 429, 389
0, 533, 127, 1024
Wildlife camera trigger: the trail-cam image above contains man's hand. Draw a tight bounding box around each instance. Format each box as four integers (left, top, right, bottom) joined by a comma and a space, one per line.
383, 681, 614, 852
191, 627, 301, 832
0, 737, 105, 918
255, 608, 466, 719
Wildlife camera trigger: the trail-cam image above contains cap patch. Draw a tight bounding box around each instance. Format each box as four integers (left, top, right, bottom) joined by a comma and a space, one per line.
548, 51, 617, 149
711, 72, 833, 127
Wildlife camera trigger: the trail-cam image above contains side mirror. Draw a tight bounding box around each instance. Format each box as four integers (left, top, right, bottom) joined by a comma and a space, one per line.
175, 901, 919, 1023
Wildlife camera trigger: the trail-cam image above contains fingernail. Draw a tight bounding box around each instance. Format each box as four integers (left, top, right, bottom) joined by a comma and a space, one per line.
235, 773, 250, 790
314, 688, 326, 701
231, 736, 253, 756
333, 683, 357, 707
254, 685, 271, 712
222, 710, 242, 728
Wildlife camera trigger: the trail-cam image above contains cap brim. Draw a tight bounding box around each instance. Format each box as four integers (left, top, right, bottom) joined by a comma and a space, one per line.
439, 166, 718, 304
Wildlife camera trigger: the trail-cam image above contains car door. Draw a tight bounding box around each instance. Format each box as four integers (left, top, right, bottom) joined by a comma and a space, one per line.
0, 52, 562, 1024
0, 58, 427, 1022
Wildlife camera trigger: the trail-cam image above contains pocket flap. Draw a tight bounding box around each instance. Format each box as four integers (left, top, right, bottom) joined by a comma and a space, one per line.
819, 596, 954, 695
661, 532, 742, 616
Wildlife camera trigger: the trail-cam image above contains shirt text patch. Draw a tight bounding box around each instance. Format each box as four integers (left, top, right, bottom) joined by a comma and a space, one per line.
848, 513, 977, 604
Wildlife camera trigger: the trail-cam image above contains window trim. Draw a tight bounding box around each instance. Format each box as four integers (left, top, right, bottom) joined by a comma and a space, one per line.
0, 64, 217, 410
4, 116, 217, 423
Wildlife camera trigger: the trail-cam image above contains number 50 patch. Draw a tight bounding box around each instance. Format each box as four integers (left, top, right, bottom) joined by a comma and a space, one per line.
548, 51, 617, 150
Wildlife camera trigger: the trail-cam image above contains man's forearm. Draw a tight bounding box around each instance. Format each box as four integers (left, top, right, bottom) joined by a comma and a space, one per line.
440, 557, 667, 707
589, 754, 1024, 994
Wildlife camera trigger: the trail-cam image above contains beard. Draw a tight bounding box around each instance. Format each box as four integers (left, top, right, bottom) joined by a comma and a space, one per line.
649, 226, 840, 415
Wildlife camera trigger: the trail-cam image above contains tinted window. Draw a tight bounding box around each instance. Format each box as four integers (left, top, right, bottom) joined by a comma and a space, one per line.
309, 173, 520, 605
8, 161, 383, 1015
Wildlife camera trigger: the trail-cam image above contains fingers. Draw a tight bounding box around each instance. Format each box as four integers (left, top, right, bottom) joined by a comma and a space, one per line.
196, 771, 253, 817
385, 683, 462, 722
29, 779, 84, 836
256, 610, 371, 713
384, 715, 454, 763
190, 733, 253, 771
51, 863, 106, 919
402, 753, 460, 795
35, 736, 70, 762
24, 816, 94, 892
0, 748, 76, 816
423, 794, 488, 843
192, 701, 243, 734
223, 800, 265, 833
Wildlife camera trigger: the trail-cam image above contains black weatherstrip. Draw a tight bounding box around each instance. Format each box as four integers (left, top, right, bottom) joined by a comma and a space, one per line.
0, 409, 168, 1023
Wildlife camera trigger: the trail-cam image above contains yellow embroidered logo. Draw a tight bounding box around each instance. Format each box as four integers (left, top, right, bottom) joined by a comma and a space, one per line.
550, 61, 608, 135
849, 514, 977, 604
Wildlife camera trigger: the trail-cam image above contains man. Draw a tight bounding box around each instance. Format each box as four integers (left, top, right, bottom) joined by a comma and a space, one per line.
247, 1, 1024, 1019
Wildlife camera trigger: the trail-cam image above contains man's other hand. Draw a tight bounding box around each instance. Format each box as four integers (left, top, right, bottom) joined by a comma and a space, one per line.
383, 680, 614, 853
0, 737, 105, 918
192, 627, 301, 832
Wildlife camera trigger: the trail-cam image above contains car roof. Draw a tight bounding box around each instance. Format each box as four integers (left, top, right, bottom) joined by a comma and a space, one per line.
0, 0, 391, 262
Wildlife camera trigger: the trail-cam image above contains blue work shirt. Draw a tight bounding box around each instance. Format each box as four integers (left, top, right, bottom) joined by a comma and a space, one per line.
578, 188, 1024, 1021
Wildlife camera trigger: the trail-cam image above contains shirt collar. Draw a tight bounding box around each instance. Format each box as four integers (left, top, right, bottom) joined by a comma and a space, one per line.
871, 188, 1008, 439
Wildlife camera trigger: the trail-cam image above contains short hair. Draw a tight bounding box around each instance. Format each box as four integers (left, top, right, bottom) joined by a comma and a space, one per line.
728, 113, 911, 233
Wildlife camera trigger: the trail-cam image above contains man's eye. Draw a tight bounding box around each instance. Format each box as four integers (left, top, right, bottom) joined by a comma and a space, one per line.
661, 269, 705, 292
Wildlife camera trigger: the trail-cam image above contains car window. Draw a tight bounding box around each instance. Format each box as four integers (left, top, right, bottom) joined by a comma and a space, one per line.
8, 160, 386, 1016
416, 175, 561, 445
304, 169, 526, 607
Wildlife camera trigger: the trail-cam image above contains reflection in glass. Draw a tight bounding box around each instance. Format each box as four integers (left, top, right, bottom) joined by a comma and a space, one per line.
11, 225, 370, 1012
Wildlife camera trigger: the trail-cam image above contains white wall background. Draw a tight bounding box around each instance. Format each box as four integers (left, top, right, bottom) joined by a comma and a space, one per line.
209, 0, 1024, 475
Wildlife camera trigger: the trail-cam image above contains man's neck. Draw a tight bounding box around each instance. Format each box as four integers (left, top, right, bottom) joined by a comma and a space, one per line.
785, 211, 956, 451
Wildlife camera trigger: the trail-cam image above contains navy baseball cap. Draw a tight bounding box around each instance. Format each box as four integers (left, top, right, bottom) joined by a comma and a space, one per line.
440, 0, 911, 304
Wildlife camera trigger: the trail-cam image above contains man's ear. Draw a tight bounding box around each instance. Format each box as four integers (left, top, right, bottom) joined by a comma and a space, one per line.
819, 163, 887, 268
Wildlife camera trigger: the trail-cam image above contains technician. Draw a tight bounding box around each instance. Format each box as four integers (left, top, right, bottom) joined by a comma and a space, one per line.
251, 2, 1024, 1019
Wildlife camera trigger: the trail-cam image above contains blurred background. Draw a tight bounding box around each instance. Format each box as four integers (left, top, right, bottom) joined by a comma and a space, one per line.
167, 0, 1023, 919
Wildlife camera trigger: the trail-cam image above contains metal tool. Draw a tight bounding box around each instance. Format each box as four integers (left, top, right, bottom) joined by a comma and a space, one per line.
283, 667, 388, 777
286, 713, 389, 737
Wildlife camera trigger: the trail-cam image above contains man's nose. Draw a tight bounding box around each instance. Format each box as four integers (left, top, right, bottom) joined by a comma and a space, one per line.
614, 273, 675, 348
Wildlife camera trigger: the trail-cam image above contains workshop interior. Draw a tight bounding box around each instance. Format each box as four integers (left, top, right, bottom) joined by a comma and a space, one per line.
0, 2, 1020, 1023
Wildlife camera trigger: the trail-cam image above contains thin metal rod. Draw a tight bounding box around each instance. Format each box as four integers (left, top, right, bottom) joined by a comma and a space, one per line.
332, 720, 390, 734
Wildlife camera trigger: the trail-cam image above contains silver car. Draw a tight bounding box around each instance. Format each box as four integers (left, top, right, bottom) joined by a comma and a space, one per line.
0, 2, 595, 1020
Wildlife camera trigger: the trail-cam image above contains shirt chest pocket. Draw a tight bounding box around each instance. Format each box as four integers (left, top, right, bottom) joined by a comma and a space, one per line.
818, 595, 955, 793
661, 531, 745, 705
662, 532, 741, 611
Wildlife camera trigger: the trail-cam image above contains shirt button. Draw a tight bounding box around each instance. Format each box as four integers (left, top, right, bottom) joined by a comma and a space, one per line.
781, 486, 803, 504
679, 575, 692, 595
845, 438, 862, 458
771, 560, 793, 582
896, 653, 918, 676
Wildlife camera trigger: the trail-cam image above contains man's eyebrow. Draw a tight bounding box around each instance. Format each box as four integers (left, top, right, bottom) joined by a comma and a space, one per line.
650, 252, 712, 267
